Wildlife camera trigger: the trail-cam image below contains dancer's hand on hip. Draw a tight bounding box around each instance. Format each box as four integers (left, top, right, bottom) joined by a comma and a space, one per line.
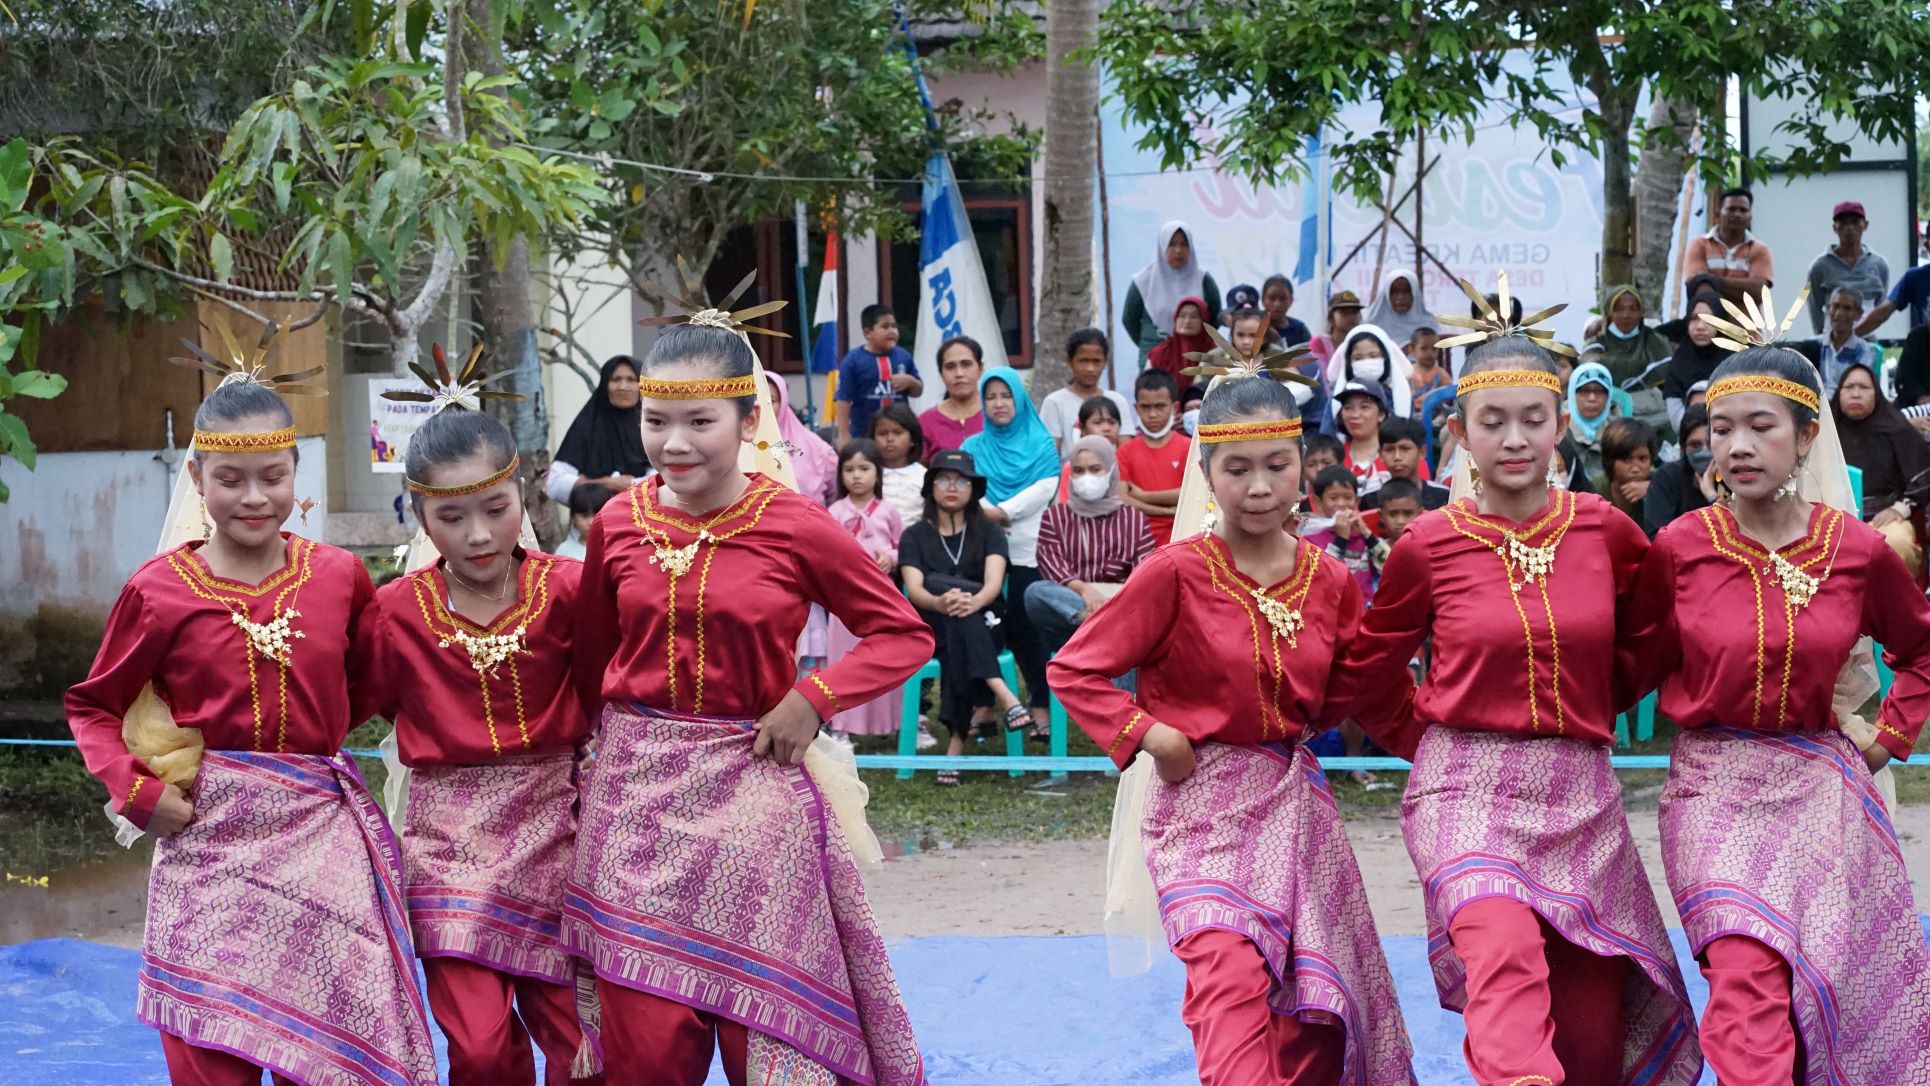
1139, 722, 1197, 783
146, 782, 195, 837
1863, 742, 1894, 774
755, 689, 822, 765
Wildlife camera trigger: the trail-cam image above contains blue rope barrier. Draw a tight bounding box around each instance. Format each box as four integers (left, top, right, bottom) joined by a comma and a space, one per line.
0, 737, 1771, 773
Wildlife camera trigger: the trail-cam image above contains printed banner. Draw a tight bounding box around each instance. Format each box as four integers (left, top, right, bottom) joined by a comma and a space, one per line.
912, 151, 1010, 412
369, 378, 435, 474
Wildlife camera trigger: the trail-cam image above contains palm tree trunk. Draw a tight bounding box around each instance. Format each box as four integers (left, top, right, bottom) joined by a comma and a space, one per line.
1030, 0, 1099, 404
1593, 77, 1639, 291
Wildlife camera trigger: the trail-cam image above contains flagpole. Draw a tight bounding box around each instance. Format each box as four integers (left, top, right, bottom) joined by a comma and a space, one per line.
891, 1, 944, 142
794, 199, 818, 426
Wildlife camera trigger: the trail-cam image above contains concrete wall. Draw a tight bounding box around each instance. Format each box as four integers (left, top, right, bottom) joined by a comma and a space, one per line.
543, 252, 640, 456
0, 437, 328, 618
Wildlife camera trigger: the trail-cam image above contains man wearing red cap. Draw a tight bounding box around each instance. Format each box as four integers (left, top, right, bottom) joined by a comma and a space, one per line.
1806, 199, 1892, 332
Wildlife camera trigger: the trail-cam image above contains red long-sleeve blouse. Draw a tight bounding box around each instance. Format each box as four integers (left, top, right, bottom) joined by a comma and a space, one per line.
1048, 533, 1367, 769
1623, 503, 1930, 761
573, 473, 933, 722
1328, 491, 1648, 758
63, 535, 375, 829
361, 552, 587, 767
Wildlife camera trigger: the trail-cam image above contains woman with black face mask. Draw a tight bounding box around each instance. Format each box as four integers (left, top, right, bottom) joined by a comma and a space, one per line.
1640, 406, 1716, 537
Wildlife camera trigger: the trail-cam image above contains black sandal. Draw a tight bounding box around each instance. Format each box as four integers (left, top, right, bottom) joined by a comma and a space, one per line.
1003, 704, 1031, 732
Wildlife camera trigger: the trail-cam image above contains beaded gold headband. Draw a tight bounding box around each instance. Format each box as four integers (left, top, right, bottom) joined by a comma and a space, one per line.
1434, 272, 1578, 359
1197, 418, 1304, 444
1455, 369, 1564, 396
1697, 284, 1813, 353
1705, 375, 1821, 413
406, 454, 522, 498
635, 374, 761, 401
192, 426, 298, 453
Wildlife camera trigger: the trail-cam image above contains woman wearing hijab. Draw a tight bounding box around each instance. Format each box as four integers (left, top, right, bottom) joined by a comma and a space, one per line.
1145, 297, 1216, 396
1566, 360, 1633, 492
1329, 324, 1416, 420
1588, 285, 1673, 388
1662, 292, 1733, 430
1122, 221, 1222, 363
1364, 270, 1437, 347
546, 354, 650, 504
1026, 435, 1155, 665
1833, 362, 1930, 567
763, 370, 838, 506
964, 367, 1065, 732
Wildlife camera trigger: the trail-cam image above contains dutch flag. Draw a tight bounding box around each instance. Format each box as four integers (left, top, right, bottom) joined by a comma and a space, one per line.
811, 234, 842, 374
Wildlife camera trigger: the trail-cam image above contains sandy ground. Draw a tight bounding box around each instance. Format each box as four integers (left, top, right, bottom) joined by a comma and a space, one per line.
12, 797, 1930, 947
864, 795, 1930, 940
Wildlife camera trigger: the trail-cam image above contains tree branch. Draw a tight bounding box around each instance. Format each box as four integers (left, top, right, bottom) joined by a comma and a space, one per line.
397, 242, 457, 335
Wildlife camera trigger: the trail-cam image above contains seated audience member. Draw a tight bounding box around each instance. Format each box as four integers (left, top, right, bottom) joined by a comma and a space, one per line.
1815, 286, 1875, 398
1587, 285, 1674, 389
1362, 417, 1448, 511
869, 402, 929, 526
918, 334, 986, 458
1642, 405, 1713, 537
1039, 328, 1135, 456
1117, 369, 1192, 546
1599, 417, 1659, 523
1027, 436, 1155, 666
1057, 395, 1127, 501
1663, 292, 1733, 430
1833, 363, 1930, 570
1566, 361, 1630, 492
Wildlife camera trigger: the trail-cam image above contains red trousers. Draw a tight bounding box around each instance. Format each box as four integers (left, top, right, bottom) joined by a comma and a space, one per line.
159, 1032, 297, 1086
595, 978, 749, 1086
1172, 929, 1347, 1085
425, 957, 598, 1086
1447, 898, 1626, 1086
1698, 935, 1803, 1086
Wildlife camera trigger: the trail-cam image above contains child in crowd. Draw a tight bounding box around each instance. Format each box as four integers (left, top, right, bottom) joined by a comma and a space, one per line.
1362, 417, 1450, 511
1058, 396, 1127, 502
1302, 465, 1389, 601
825, 440, 908, 737
1407, 327, 1451, 409
1040, 328, 1136, 456
1261, 273, 1313, 346
1117, 369, 1193, 546
899, 450, 1030, 785
1335, 380, 1393, 494
556, 482, 614, 559
1373, 477, 1426, 544
1178, 384, 1205, 436
1300, 431, 1344, 511
835, 304, 922, 447
1227, 307, 1270, 361
869, 402, 927, 526
1599, 416, 1659, 524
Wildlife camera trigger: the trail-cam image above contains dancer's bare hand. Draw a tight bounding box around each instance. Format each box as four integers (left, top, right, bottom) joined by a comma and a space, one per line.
1139, 722, 1196, 783
1864, 743, 1894, 774
754, 689, 822, 765
146, 782, 194, 837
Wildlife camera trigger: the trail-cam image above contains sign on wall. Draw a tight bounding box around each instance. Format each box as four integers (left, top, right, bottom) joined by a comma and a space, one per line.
368, 378, 434, 474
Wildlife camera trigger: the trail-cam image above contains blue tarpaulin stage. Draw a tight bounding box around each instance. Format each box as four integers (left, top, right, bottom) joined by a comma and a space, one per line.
6, 928, 1929, 1083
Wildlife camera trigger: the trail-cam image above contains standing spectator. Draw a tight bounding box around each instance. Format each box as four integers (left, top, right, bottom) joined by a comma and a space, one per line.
1682, 188, 1776, 304
1806, 201, 1891, 332
1039, 328, 1135, 455
1333, 380, 1394, 494
1026, 435, 1154, 666
555, 484, 614, 560
1056, 396, 1127, 502
1896, 325, 1930, 409
1642, 406, 1714, 538
917, 335, 985, 458
1177, 384, 1205, 437
1588, 285, 1673, 389
834, 304, 922, 446
1308, 290, 1365, 368
1407, 327, 1451, 409
868, 402, 927, 526
1365, 271, 1438, 347
1857, 258, 1930, 336
1362, 417, 1449, 511
546, 354, 649, 504
1815, 286, 1876, 397
1262, 274, 1313, 347
963, 367, 1062, 733
1121, 221, 1221, 364
899, 450, 1029, 783
1117, 369, 1192, 545
1663, 292, 1734, 429
1219, 283, 1261, 330
765, 371, 838, 506
823, 440, 908, 737
1145, 297, 1215, 397
1833, 362, 1930, 530
1300, 431, 1344, 509
1598, 416, 1658, 523
1330, 325, 1415, 421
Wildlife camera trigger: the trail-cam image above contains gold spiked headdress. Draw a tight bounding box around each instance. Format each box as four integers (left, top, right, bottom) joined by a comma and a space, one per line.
171, 321, 324, 453
1178, 325, 1317, 385
1434, 272, 1578, 359
378, 343, 527, 497
1697, 284, 1813, 354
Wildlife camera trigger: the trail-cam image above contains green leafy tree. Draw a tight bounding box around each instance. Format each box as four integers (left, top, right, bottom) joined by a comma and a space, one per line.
0, 140, 75, 501
1098, 0, 1930, 304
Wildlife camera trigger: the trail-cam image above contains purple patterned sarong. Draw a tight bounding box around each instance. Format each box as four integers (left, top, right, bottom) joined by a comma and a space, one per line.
1143, 742, 1416, 1086
402, 754, 579, 986
1662, 726, 1930, 1080
139, 750, 438, 1086
1404, 726, 1701, 1086
562, 703, 925, 1086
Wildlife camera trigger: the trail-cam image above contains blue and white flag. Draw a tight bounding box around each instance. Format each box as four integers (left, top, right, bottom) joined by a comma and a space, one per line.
911, 152, 1008, 409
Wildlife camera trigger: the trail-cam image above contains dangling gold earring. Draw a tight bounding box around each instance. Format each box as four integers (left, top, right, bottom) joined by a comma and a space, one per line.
1470, 462, 1485, 498
1713, 468, 1731, 505
1545, 459, 1564, 490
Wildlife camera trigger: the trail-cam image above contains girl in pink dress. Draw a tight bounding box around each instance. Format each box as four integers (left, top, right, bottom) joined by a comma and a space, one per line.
825, 439, 909, 735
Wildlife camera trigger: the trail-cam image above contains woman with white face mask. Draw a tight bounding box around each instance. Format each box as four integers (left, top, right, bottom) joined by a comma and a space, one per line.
1328, 324, 1415, 421
1025, 435, 1156, 662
